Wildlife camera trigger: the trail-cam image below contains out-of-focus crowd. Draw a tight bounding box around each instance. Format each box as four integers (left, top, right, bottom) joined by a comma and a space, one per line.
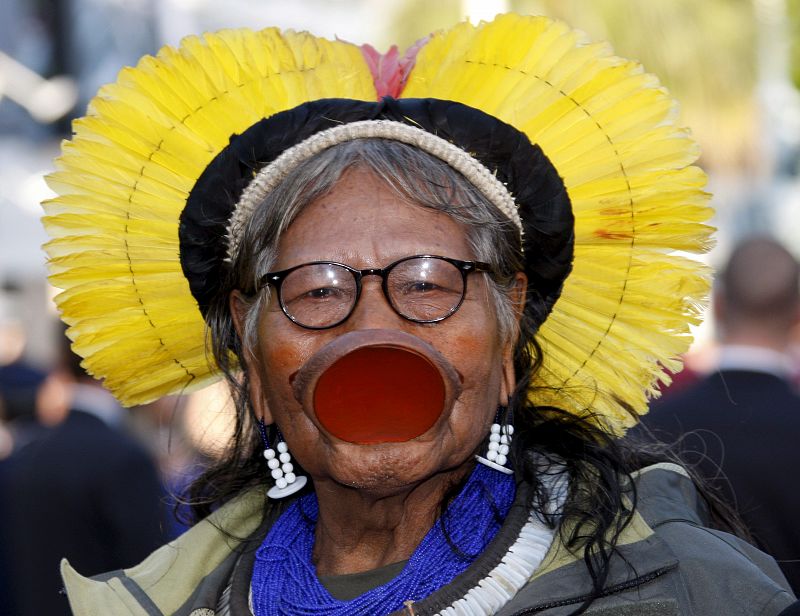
0, 319, 232, 615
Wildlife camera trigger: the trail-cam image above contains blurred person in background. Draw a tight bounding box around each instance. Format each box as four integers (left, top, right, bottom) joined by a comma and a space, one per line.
0, 359, 47, 453
0, 329, 165, 616
642, 236, 800, 592
789, 310, 800, 387
0, 320, 48, 616
0, 318, 48, 454
129, 394, 212, 540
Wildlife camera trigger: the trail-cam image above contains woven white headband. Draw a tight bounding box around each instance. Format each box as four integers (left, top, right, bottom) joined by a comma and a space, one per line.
225, 119, 523, 262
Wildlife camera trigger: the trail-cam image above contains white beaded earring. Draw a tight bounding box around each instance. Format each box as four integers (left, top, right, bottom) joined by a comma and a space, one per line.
475, 411, 514, 475
258, 420, 308, 499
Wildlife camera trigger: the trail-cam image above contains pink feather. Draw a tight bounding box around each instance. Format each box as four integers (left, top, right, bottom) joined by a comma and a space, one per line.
360, 37, 429, 99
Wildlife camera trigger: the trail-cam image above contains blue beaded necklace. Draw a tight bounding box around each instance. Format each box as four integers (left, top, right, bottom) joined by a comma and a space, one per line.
251, 464, 516, 615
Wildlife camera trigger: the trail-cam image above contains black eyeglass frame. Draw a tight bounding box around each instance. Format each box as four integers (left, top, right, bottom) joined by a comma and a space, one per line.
257, 254, 493, 330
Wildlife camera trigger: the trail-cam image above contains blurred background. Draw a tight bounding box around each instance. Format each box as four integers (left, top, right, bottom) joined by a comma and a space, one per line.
2, 0, 800, 526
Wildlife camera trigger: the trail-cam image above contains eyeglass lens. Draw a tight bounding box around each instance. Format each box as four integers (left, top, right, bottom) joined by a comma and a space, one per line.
278, 257, 467, 328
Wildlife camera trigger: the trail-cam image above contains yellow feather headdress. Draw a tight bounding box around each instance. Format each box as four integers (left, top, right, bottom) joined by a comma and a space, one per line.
42, 14, 713, 436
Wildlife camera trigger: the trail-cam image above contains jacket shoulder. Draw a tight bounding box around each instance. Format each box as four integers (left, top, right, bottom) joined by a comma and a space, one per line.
504, 464, 795, 615
633, 464, 795, 612
62, 487, 267, 615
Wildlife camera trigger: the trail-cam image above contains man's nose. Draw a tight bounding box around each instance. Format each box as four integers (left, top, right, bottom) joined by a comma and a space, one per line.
344, 276, 403, 330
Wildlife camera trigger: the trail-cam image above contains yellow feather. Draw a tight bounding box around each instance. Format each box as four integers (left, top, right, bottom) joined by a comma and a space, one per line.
44, 28, 376, 406
405, 14, 712, 434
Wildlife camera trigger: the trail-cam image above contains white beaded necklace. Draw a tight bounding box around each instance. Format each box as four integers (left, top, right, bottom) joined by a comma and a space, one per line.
432, 466, 568, 616
432, 511, 556, 616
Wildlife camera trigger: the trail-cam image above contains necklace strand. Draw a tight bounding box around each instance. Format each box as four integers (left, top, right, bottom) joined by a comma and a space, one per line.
251, 465, 516, 615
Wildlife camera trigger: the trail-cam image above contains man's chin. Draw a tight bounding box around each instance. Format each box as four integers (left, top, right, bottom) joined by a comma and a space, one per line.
320, 445, 469, 496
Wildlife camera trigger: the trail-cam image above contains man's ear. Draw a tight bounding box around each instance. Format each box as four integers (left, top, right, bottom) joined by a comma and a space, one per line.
229, 290, 273, 424
499, 272, 527, 406
499, 345, 516, 407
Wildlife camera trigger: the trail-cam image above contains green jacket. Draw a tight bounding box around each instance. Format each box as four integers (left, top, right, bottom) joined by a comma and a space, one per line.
62, 463, 796, 615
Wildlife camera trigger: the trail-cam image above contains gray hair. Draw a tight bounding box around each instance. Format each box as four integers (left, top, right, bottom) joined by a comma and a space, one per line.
216, 138, 525, 361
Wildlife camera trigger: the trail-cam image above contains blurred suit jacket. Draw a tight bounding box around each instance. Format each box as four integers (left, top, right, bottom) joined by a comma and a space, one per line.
0, 394, 165, 616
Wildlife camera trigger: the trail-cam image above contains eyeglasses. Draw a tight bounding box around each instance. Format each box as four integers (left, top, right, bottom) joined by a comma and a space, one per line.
258, 255, 492, 330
